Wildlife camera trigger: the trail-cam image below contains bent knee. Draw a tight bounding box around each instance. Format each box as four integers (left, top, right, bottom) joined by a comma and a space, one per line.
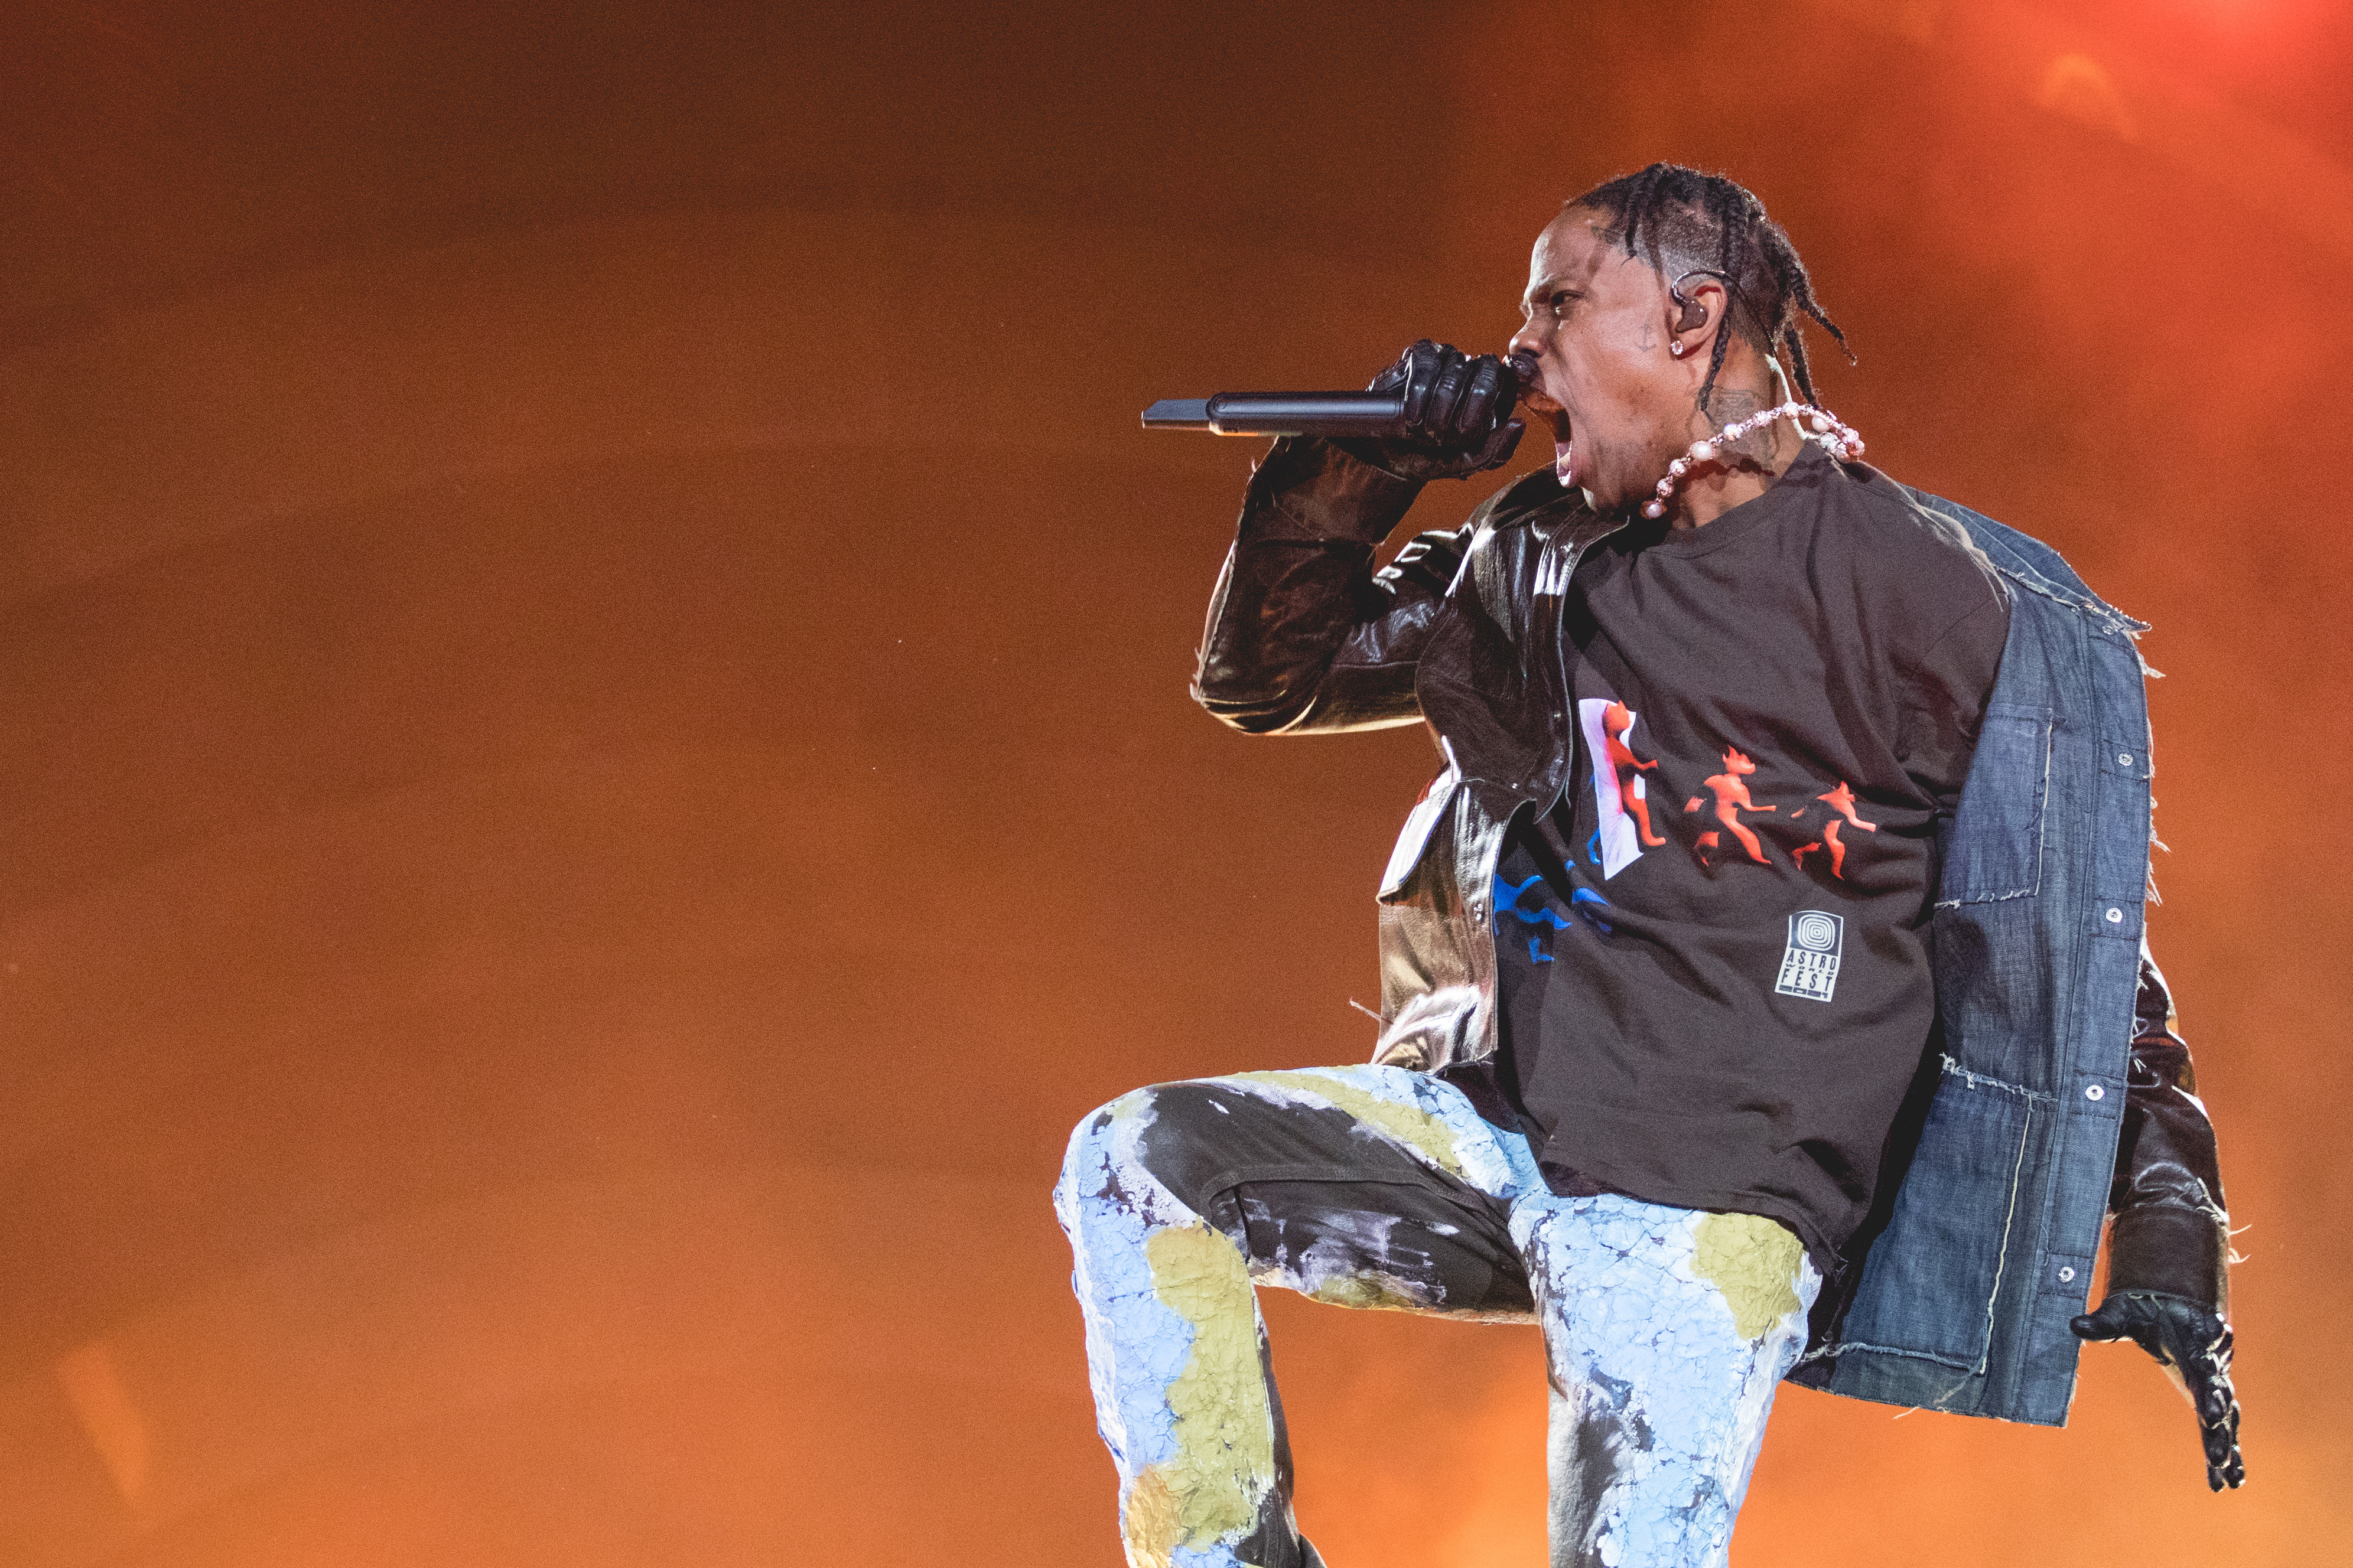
1053, 1087, 1157, 1209
1055, 1078, 1259, 1218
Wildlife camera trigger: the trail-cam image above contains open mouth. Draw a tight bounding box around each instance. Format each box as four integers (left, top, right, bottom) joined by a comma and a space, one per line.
1525, 396, 1574, 487
1506, 354, 1574, 486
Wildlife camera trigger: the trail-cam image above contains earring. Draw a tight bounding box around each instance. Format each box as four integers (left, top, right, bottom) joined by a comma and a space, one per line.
1669, 342, 1685, 357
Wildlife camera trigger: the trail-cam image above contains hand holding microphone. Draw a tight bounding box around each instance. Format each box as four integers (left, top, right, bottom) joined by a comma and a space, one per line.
1142, 340, 1529, 482
1340, 340, 1525, 481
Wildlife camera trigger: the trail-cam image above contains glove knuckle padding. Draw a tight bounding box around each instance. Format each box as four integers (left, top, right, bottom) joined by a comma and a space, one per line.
1403, 341, 1447, 429
1467, 353, 1515, 435
1459, 360, 1499, 435
1431, 368, 1470, 435
1415, 348, 1460, 435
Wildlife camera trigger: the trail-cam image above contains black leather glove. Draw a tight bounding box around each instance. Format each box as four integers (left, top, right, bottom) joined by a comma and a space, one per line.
2072, 1290, 2245, 1491
1334, 339, 1523, 481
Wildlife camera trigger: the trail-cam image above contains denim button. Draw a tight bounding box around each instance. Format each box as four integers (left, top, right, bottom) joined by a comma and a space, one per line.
2085, 1084, 2105, 1101
2117, 752, 2133, 767
2059, 1266, 2077, 1283
2104, 907, 2123, 924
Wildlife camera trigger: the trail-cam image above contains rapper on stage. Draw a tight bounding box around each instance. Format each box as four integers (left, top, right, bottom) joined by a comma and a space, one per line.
1055, 164, 2241, 1568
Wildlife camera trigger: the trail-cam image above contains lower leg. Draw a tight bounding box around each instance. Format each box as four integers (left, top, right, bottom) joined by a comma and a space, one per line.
1055, 1091, 1310, 1568
1525, 1198, 1820, 1568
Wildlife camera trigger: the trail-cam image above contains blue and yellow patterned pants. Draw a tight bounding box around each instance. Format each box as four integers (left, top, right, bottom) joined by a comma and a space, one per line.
1053, 1064, 1819, 1568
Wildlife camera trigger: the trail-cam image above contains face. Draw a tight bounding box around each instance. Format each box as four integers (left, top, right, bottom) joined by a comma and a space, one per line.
1508, 207, 1696, 513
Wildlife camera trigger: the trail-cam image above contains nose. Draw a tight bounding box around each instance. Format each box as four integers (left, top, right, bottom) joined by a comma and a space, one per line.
1508, 323, 1540, 362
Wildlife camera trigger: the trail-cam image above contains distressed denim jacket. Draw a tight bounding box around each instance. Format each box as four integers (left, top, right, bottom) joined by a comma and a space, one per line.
1194, 439, 2230, 1426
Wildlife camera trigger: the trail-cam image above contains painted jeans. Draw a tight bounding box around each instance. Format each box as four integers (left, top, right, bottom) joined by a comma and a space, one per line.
1052, 1065, 1821, 1568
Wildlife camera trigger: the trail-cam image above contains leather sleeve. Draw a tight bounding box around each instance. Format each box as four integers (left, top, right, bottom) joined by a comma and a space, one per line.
1192, 436, 1473, 735
2106, 940, 2232, 1312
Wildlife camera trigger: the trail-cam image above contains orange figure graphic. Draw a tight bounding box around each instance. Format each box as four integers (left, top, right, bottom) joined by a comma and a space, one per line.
1683, 746, 1776, 865
1811, 780, 1878, 878
1603, 700, 1667, 847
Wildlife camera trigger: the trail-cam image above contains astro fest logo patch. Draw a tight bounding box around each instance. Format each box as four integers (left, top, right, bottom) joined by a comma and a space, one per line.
1774, 911, 1846, 1002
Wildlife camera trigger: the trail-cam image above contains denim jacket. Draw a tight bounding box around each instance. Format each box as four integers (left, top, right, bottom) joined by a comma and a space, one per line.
1193, 439, 2230, 1426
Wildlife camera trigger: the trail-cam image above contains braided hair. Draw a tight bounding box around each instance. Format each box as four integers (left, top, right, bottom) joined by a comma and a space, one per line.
1570, 163, 1853, 419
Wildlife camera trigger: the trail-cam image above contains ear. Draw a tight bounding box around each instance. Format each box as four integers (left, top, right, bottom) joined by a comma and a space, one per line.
1665, 272, 1729, 361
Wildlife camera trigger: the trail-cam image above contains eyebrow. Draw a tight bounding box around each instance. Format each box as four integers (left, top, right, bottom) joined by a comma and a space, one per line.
1521, 275, 1579, 309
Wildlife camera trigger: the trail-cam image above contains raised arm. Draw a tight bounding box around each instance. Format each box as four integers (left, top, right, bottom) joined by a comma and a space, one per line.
1191, 341, 1522, 736
1192, 439, 1467, 734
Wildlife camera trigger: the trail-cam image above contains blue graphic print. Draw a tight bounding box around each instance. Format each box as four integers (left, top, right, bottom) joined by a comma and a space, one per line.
1571, 886, 1615, 936
1495, 873, 1613, 959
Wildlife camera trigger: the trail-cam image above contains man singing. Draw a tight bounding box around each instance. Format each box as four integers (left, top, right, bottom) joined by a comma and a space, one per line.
1055, 164, 2240, 1568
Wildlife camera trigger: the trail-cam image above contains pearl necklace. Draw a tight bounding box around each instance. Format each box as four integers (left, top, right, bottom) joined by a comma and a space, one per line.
1638, 402, 1866, 519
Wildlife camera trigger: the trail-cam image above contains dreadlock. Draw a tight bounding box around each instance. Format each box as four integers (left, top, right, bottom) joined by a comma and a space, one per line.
1570, 163, 1853, 419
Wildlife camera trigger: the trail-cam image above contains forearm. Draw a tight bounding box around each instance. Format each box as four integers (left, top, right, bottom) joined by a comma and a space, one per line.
2072, 940, 2245, 1491
1192, 437, 1436, 735
2107, 943, 2231, 1311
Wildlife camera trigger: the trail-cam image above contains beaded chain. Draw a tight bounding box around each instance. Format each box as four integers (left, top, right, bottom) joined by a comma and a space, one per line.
1638, 402, 1866, 519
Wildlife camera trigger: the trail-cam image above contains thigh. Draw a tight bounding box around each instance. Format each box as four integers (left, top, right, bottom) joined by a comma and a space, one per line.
1521, 1197, 1818, 1568
1104, 1065, 1535, 1321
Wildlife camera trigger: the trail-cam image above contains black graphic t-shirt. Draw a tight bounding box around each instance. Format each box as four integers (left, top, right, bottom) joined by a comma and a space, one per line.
1489, 446, 2008, 1273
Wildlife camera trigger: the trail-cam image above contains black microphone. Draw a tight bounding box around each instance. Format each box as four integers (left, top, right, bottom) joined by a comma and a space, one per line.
1143, 353, 1537, 438
1140, 393, 1407, 438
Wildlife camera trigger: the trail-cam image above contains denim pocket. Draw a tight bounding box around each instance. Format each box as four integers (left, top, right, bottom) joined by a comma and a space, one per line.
1940, 703, 2051, 905
1835, 1061, 2045, 1371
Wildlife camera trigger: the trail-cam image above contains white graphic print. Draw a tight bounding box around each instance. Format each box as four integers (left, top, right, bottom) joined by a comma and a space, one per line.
1579, 699, 1665, 879
1775, 911, 1844, 1002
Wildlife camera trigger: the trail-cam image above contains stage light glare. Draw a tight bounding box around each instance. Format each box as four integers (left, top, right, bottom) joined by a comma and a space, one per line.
2036, 53, 2139, 143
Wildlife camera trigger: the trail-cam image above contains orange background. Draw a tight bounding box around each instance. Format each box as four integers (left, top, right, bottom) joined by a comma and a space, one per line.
2, 2, 2346, 1563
